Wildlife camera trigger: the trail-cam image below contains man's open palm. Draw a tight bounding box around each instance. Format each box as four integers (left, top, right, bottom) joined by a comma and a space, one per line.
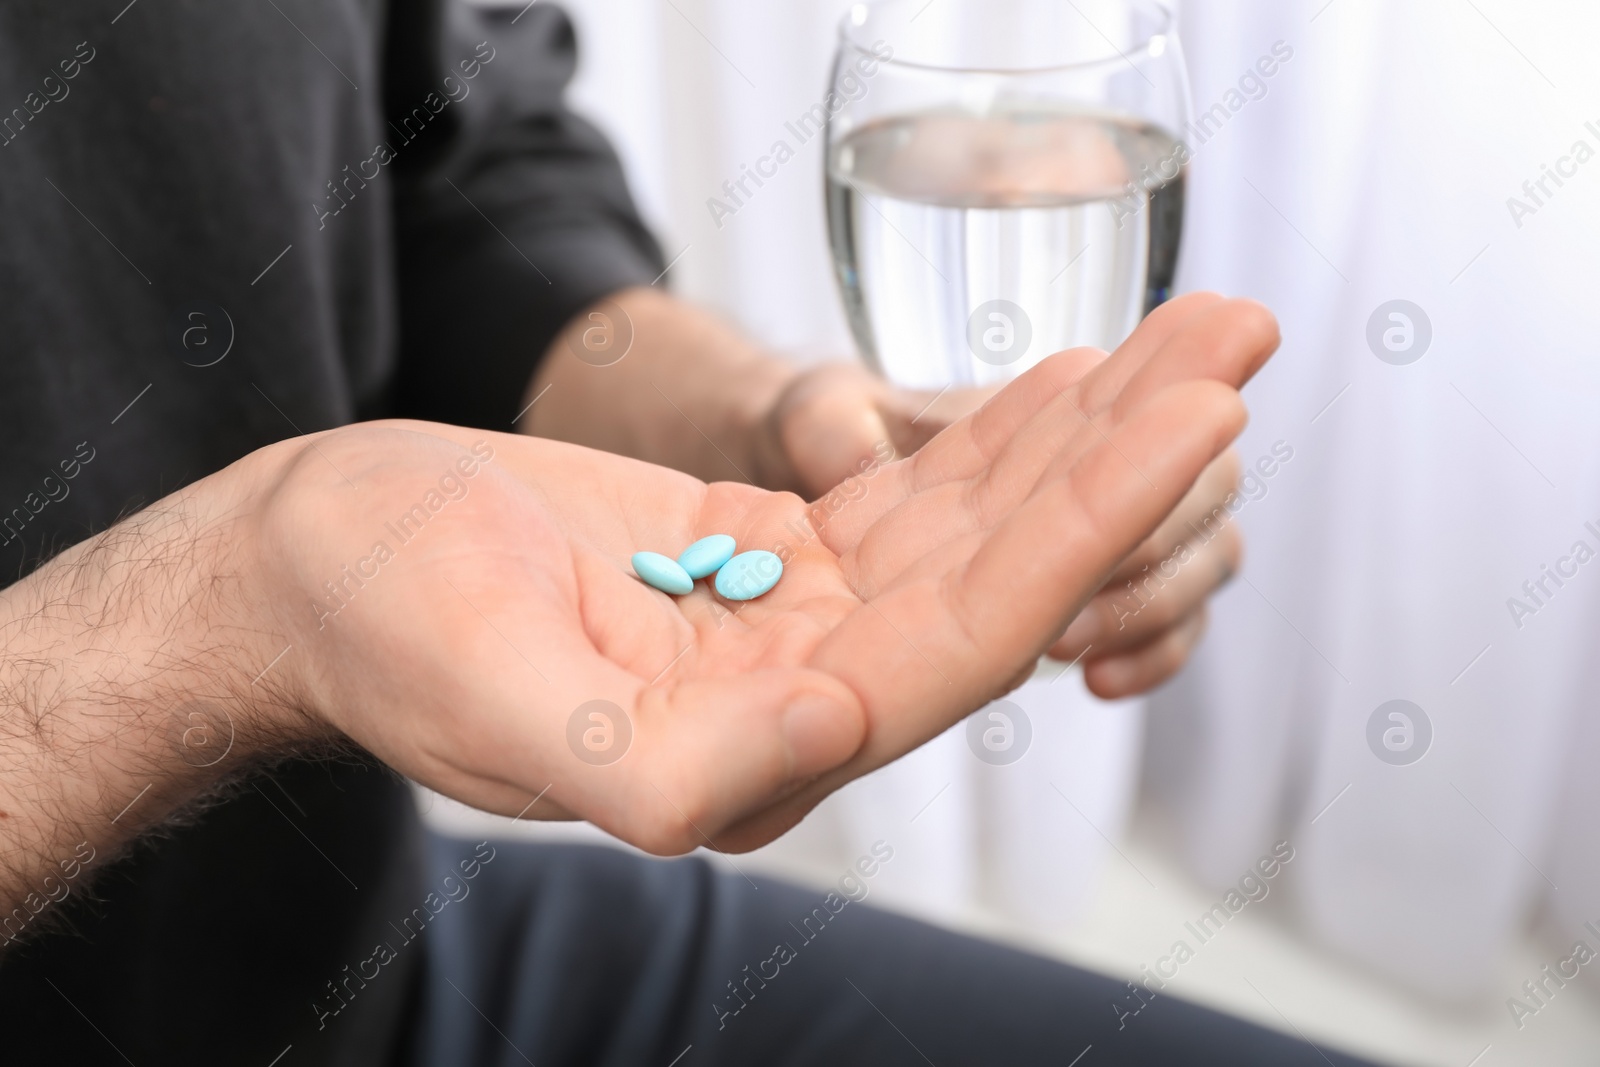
261, 293, 1278, 856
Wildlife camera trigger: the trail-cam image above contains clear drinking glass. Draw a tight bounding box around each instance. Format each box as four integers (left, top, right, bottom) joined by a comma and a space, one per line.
825, 0, 1190, 390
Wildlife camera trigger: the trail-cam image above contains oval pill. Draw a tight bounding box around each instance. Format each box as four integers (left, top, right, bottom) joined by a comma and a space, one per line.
677, 534, 736, 579
714, 550, 783, 601
631, 551, 694, 596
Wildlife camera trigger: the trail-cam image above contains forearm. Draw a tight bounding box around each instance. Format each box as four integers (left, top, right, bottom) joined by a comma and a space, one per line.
0, 444, 307, 941
522, 287, 799, 488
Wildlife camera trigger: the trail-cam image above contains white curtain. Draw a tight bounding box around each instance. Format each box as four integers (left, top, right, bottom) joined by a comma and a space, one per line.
532, 0, 1600, 1000
1151, 0, 1600, 1002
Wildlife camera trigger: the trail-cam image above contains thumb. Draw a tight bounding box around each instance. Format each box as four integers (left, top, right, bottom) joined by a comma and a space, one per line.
615, 669, 866, 852
778, 374, 896, 497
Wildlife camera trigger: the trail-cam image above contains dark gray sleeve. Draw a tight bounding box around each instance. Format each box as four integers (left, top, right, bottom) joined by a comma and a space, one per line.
382, 0, 664, 430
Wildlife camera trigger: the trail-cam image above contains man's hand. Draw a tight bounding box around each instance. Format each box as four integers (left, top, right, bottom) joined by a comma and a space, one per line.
261, 293, 1275, 855
759, 355, 1243, 700
0, 293, 1272, 922
1049, 452, 1240, 697
529, 287, 1246, 700
755, 361, 987, 497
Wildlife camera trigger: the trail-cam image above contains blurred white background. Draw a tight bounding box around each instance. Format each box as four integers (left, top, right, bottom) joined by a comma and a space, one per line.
443, 2, 1600, 1063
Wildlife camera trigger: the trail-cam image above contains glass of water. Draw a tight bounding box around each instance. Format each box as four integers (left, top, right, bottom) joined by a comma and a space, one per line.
826, 0, 1190, 389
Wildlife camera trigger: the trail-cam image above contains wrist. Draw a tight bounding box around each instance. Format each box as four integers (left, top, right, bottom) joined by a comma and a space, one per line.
615, 287, 800, 487
526, 287, 804, 488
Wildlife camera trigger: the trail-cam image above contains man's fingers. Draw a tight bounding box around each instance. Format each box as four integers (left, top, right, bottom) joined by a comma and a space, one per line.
906, 348, 1106, 486
1114, 450, 1241, 577
883, 292, 1223, 522
1050, 518, 1238, 659
721, 382, 1245, 849
817, 347, 1110, 555
817, 296, 1276, 559
829, 298, 1273, 558
1081, 607, 1209, 699
1106, 298, 1280, 424
1019, 302, 1275, 499
1069, 292, 1227, 415
951, 380, 1245, 672
1048, 450, 1242, 659
811, 378, 1247, 771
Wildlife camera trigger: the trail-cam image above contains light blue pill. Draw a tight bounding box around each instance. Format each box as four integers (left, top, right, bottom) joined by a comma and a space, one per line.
631, 551, 693, 596
714, 550, 783, 601
677, 534, 736, 579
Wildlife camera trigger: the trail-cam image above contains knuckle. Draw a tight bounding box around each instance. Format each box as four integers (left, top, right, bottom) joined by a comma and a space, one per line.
1148, 590, 1188, 631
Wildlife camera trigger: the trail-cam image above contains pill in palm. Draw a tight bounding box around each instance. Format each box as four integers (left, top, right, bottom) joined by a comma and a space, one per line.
677, 534, 736, 579
714, 550, 784, 601
631, 551, 694, 596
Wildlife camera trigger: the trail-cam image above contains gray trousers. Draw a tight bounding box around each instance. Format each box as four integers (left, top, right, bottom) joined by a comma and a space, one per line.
397, 835, 1383, 1067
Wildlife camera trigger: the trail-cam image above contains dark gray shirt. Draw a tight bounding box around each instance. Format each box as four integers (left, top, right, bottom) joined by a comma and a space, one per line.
0, 1, 661, 1062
